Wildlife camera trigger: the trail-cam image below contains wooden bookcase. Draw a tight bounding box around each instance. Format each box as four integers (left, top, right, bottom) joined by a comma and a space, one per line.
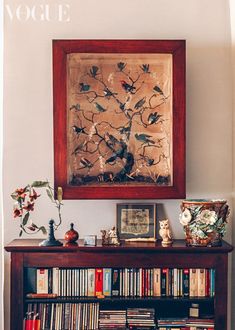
5, 239, 233, 330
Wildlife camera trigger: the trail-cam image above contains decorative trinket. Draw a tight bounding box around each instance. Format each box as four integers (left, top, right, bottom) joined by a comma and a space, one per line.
101, 226, 120, 246
159, 219, 173, 247
64, 223, 79, 244
39, 219, 63, 247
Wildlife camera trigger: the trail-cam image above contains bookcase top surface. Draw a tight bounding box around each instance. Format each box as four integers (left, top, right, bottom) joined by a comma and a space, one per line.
4, 239, 233, 254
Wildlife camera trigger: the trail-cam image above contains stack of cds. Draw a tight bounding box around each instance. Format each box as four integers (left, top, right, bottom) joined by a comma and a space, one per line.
127, 308, 156, 329
99, 310, 126, 329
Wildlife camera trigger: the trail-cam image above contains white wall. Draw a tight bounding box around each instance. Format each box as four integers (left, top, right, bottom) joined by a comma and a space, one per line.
3, 0, 233, 329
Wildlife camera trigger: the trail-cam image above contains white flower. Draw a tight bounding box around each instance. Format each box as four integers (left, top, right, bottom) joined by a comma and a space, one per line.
196, 209, 217, 225
179, 208, 192, 226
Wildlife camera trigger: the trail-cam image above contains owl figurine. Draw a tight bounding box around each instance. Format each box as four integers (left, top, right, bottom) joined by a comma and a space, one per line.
159, 219, 173, 246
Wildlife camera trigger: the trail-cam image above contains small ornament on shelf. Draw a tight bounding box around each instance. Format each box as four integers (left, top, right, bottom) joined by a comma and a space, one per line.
159, 219, 173, 247
84, 235, 97, 246
64, 223, 79, 244
101, 226, 120, 246
39, 219, 63, 247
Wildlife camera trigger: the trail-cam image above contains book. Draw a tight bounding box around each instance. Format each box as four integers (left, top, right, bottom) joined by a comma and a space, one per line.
198, 268, 206, 297
153, 268, 161, 296
189, 269, 198, 297
161, 268, 167, 296
37, 269, 48, 294
87, 268, 95, 296
103, 268, 112, 296
183, 268, 189, 297
95, 268, 103, 296
112, 269, 120, 296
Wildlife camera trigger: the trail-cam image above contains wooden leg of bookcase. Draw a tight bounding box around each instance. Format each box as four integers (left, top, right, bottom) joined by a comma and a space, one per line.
11, 252, 24, 330
215, 254, 228, 330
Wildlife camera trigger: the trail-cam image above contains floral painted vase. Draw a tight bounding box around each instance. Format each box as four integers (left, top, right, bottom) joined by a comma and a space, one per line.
179, 199, 229, 247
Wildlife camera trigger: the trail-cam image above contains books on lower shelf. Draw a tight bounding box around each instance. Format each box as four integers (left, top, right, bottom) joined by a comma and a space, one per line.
25, 303, 215, 330
157, 317, 215, 329
25, 268, 215, 298
26, 302, 99, 330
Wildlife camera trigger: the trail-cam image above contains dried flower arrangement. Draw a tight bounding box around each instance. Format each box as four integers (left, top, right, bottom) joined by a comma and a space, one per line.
11, 180, 62, 236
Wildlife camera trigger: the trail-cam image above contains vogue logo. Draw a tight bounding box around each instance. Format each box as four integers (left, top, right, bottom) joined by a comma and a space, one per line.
5, 4, 70, 22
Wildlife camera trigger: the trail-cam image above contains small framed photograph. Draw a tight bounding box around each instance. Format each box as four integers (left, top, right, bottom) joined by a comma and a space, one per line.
117, 203, 156, 241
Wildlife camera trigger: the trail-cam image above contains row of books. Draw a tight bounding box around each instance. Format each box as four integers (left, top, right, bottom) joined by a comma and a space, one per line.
26, 267, 215, 298
157, 317, 214, 329
25, 302, 215, 330
25, 304, 156, 330
25, 302, 99, 330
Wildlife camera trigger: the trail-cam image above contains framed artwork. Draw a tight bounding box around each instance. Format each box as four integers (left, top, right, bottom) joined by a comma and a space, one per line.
53, 40, 186, 199
116, 203, 156, 240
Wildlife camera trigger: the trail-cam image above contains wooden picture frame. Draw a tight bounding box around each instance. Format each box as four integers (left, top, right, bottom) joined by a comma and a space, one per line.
116, 203, 156, 240
53, 40, 186, 199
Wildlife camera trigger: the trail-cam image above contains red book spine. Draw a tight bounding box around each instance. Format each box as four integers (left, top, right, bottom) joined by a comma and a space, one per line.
95, 268, 103, 296
25, 320, 40, 330
142, 269, 145, 297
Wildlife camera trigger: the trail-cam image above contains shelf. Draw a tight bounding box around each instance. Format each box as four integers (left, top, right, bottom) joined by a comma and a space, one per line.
25, 296, 214, 304
5, 239, 233, 254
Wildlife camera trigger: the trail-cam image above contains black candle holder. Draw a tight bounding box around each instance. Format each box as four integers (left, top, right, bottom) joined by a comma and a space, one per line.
39, 219, 63, 247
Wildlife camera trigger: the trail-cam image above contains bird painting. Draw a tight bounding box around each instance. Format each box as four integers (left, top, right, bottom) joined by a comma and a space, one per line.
117, 62, 126, 71
153, 85, 164, 96
135, 133, 155, 144
120, 80, 136, 93
80, 83, 90, 92
148, 112, 162, 125
89, 66, 99, 77
72, 125, 87, 135
134, 97, 146, 110
140, 64, 150, 73
94, 102, 106, 112
70, 103, 80, 111
79, 157, 93, 169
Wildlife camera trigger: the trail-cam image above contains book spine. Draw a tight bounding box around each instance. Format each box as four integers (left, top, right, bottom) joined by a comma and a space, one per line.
183, 268, 189, 297
87, 269, 95, 297
153, 268, 161, 296
189, 268, 198, 297
198, 268, 206, 297
95, 268, 103, 296
103, 268, 112, 296
37, 268, 48, 294
112, 268, 120, 296
161, 268, 167, 296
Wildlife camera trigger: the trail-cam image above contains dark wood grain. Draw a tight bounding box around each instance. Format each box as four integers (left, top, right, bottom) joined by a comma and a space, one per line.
53, 39, 186, 199
5, 239, 232, 330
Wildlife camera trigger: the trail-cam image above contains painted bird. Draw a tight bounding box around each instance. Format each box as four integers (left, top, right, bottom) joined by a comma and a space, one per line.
103, 88, 117, 98
140, 64, 150, 73
72, 125, 87, 135
153, 85, 164, 95
140, 154, 155, 166
117, 62, 126, 71
70, 103, 80, 111
90, 65, 99, 77
80, 83, 90, 92
148, 112, 162, 125
135, 133, 155, 144
105, 153, 118, 164
134, 97, 146, 110
79, 157, 93, 169
119, 125, 131, 135
94, 102, 106, 112
106, 133, 119, 144
120, 80, 136, 93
